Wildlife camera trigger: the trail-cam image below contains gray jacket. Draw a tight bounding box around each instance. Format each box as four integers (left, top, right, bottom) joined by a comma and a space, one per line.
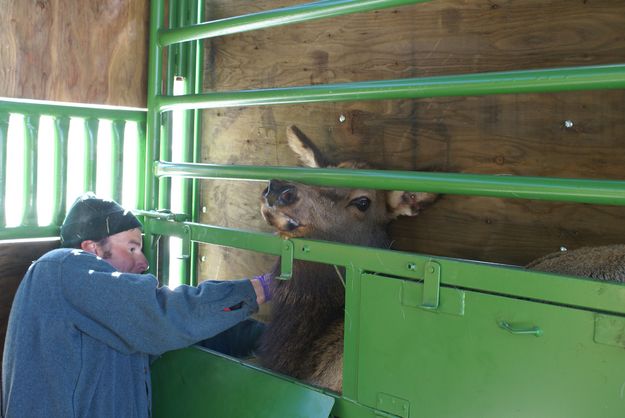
2, 248, 258, 418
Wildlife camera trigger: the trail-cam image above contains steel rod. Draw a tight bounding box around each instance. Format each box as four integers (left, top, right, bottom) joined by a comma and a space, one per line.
154, 161, 625, 206
0, 97, 146, 122
22, 115, 39, 226
52, 117, 70, 226
83, 118, 99, 193
111, 120, 125, 203
158, 0, 431, 46
0, 112, 8, 227
157, 64, 625, 112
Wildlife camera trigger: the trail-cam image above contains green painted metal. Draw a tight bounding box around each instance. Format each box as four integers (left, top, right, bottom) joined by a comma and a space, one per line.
145, 218, 625, 316
0, 97, 146, 122
154, 161, 625, 206
355, 273, 625, 417
188, 0, 204, 287
110, 120, 125, 203
0, 112, 8, 227
157, 64, 625, 112
0, 101, 146, 239
151, 347, 335, 418
83, 118, 98, 193
158, 0, 432, 46
143, 0, 166, 267
52, 117, 70, 226
22, 114, 38, 226
0, 225, 60, 241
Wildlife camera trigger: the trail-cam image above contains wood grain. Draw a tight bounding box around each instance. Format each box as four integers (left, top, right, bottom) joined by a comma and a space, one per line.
0, 0, 149, 106
198, 0, 625, 281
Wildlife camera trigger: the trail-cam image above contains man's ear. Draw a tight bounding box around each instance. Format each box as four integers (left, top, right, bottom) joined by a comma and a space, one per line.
80, 240, 97, 254
387, 191, 439, 218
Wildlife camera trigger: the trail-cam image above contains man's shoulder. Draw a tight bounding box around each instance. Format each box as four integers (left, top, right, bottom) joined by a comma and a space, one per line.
36, 248, 111, 270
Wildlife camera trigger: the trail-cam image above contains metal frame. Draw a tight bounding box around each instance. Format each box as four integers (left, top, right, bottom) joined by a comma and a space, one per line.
0, 97, 146, 240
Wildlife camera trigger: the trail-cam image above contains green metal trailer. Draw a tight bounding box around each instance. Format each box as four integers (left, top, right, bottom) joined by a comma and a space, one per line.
2, 0, 625, 417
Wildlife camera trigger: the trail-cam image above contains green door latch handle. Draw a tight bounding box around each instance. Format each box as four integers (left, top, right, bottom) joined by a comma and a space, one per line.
499, 321, 543, 337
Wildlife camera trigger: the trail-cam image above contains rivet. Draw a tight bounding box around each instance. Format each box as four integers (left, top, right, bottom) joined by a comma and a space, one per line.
563, 120, 574, 128
429, 266, 435, 273
560, 246, 568, 252
302, 245, 310, 253
338, 114, 346, 123
407, 263, 416, 271
202, 206, 207, 213
200, 256, 206, 262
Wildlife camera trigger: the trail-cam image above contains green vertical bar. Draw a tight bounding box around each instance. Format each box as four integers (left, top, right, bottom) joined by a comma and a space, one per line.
341, 266, 361, 400
22, 114, 39, 226
135, 121, 146, 210
111, 120, 125, 203
0, 112, 8, 227
188, 0, 204, 286
83, 118, 99, 193
53, 116, 70, 226
145, 0, 166, 272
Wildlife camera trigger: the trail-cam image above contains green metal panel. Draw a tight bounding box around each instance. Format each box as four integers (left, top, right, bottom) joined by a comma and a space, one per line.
22, 114, 38, 226
52, 116, 70, 226
110, 120, 125, 203
145, 218, 625, 316
355, 273, 625, 417
151, 347, 335, 418
156, 64, 625, 112
158, 0, 432, 46
0, 97, 146, 122
154, 161, 625, 206
0, 111, 8, 227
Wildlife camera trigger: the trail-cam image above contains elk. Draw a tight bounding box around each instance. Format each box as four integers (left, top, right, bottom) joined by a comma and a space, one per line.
257, 126, 437, 392
527, 244, 625, 282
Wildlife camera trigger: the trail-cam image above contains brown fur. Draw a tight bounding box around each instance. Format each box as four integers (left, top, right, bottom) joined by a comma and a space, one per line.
526, 244, 625, 282
258, 126, 437, 392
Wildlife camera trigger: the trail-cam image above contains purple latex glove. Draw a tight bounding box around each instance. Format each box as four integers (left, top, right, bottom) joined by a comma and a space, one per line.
255, 273, 272, 302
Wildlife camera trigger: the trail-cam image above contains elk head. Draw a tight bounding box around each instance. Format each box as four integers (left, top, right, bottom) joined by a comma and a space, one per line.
261, 125, 437, 248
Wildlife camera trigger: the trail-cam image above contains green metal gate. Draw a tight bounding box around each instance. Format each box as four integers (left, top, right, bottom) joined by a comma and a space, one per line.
2, 0, 625, 417
145, 1, 625, 417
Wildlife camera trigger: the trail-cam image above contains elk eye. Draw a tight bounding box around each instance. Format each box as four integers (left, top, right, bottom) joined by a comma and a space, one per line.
349, 196, 371, 212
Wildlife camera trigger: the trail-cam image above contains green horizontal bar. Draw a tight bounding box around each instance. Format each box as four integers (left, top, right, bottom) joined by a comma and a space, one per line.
146, 218, 625, 316
146, 218, 283, 255
0, 226, 60, 241
154, 161, 625, 206
158, 0, 431, 46
157, 64, 625, 112
0, 97, 147, 122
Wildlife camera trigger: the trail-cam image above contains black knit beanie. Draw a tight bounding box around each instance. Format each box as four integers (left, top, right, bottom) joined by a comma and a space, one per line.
60, 192, 142, 248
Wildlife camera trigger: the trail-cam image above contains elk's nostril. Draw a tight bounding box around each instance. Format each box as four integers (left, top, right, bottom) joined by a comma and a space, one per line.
278, 187, 297, 206
264, 180, 297, 207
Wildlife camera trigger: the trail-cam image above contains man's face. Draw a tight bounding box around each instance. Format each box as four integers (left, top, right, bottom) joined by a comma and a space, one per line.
94, 228, 149, 274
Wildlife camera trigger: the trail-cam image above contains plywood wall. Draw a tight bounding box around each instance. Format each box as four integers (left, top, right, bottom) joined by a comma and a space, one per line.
198, 0, 625, 281
0, 0, 149, 105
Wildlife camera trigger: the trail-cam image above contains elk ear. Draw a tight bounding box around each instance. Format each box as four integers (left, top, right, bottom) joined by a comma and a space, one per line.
286, 125, 329, 168
387, 191, 439, 218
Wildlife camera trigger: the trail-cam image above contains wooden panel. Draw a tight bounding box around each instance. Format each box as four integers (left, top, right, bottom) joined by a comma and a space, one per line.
0, 239, 59, 388
0, 0, 149, 106
199, 0, 625, 277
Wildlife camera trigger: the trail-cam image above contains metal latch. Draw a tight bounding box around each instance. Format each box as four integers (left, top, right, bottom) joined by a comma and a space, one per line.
279, 239, 294, 280
421, 260, 441, 309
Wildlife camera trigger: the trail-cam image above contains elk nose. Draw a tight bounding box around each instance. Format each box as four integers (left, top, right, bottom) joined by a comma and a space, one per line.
264, 180, 297, 207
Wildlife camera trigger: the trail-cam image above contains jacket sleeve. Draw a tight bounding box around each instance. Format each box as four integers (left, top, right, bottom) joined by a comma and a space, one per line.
55, 250, 259, 355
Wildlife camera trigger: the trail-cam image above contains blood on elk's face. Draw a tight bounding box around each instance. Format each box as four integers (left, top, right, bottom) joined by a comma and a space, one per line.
261, 126, 437, 247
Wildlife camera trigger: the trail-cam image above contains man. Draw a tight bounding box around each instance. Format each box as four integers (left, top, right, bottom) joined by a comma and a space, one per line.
2, 193, 271, 418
